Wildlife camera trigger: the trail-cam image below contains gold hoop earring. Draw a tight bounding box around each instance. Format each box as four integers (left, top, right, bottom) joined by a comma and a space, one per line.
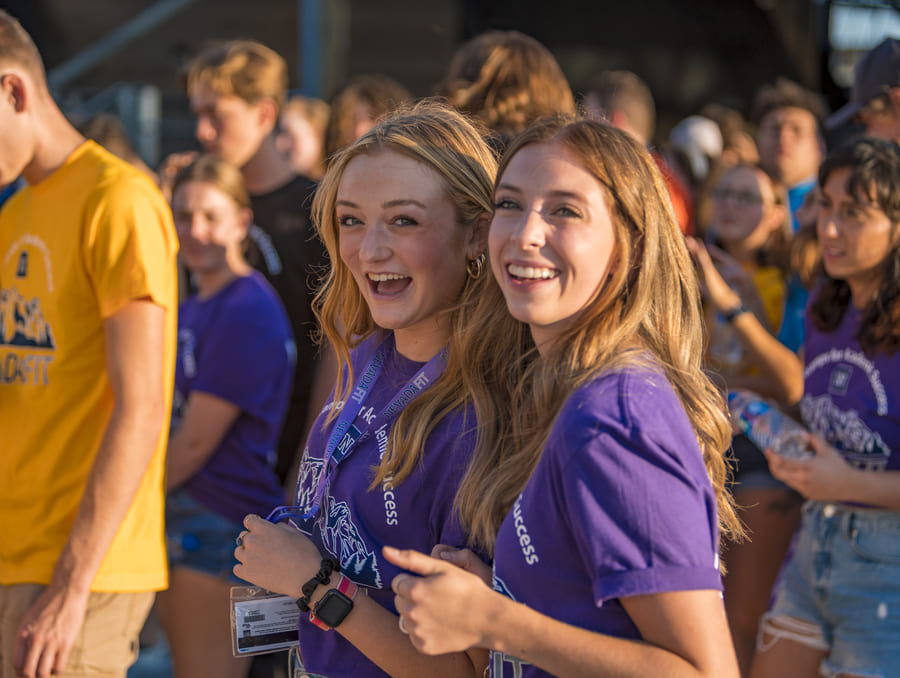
466, 252, 486, 279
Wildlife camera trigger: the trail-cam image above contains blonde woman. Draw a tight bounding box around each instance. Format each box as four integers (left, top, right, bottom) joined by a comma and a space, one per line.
234, 102, 496, 678
385, 118, 742, 678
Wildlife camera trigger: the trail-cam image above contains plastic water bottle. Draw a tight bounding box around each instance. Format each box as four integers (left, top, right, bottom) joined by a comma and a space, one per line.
727, 390, 813, 460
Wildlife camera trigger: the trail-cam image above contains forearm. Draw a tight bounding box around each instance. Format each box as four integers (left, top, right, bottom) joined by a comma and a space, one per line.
483, 592, 731, 678
52, 400, 164, 593
337, 594, 483, 678
729, 312, 804, 405
840, 469, 900, 509
165, 432, 214, 491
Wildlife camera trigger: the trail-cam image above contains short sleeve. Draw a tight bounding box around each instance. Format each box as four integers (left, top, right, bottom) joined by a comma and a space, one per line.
83, 174, 177, 317
557, 382, 722, 603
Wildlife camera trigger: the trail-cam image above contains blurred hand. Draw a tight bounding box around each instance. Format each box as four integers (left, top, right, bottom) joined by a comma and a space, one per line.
430, 545, 492, 585
765, 434, 853, 502
384, 546, 494, 655
158, 151, 198, 202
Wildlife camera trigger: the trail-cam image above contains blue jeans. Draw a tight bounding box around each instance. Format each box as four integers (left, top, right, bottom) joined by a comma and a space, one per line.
765, 501, 900, 677
166, 488, 245, 582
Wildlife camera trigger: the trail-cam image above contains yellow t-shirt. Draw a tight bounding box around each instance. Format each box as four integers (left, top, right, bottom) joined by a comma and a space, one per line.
0, 141, 177, 591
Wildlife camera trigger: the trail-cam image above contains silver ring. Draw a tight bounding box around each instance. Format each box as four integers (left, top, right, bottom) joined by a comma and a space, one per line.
236, 530, 247, 547
398, 616, 409, 634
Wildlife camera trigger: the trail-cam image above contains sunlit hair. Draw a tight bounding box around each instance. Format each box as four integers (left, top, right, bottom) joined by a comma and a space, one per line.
185, 40, 288, 114
0, 10, 46, 83
435, 30, 575, 148
312, 100, 497, 488
323, 74, 413, 160
811, 137, 900, 355
171, 154, 251, 211
457, 116, 743, 553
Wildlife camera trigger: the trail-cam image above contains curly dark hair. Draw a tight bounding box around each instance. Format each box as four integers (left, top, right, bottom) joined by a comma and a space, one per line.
810, 137, 900, 355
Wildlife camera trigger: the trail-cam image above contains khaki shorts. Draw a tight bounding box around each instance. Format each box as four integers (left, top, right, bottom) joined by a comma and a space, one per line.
0, 584, 154, 678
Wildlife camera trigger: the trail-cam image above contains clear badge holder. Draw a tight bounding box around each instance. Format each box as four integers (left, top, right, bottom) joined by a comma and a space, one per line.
230, 586, 300, 657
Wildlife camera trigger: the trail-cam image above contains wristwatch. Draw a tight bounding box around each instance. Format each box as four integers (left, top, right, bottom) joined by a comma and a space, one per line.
310, 574, 359, 630
722, 302, 749, 323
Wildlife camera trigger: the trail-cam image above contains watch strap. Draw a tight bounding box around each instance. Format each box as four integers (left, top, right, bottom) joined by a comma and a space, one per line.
309, 574, 359, 630
722, 302, 749, 323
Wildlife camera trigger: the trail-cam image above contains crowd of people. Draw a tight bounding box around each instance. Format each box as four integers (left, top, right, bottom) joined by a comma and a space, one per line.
1, 7, 899, 678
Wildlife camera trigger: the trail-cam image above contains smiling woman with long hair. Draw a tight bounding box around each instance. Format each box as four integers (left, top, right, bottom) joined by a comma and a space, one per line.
385, 117, 742, 678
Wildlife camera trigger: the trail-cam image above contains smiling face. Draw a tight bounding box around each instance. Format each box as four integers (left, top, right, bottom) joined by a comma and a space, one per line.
336, 150, 477, 360
817, 166, 898, 305
489, 141, 617, 351
172, 179, 250, 274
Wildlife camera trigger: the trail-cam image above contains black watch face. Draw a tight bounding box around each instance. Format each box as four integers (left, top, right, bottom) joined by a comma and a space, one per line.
315, 590, 353, 628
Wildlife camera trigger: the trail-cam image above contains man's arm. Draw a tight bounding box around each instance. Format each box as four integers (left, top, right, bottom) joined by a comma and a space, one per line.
14, 299, 167, 678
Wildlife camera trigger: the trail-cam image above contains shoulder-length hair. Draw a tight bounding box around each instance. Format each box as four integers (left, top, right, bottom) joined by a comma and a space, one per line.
810, 137, 900, 355
457, 116, 742, 553
312, 99, 497, 488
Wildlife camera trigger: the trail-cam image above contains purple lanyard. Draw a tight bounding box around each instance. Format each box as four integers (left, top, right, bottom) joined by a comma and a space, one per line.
269, 334, 447, 524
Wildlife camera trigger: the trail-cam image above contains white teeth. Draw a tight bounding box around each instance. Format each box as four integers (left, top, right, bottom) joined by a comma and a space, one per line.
367, 273, 408, 282
507, 264, 558, 280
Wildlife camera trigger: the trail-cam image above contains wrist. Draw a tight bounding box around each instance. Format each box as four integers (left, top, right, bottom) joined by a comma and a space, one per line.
295, 558, 340, 612
720, 301, 749, 323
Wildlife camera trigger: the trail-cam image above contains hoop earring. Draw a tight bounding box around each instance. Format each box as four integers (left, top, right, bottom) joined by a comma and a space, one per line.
466, 252, 486, 279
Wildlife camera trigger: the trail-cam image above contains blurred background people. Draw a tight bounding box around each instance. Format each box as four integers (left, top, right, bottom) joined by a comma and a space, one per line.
323, 73, 412, 160
276, 94, 330, 180
158, 155, 294, 678
434, 29, 575, 151
584, 69, 695, 235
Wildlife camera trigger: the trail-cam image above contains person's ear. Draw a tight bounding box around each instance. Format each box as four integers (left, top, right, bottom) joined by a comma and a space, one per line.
237, 207, 253, 235
763, 203, 788, 237
466, 211, 491, 260
256, 97, 279, 133
0, 73, 28, 113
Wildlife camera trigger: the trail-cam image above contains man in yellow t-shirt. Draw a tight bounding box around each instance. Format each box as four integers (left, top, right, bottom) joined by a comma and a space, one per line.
0, 11, 177, 678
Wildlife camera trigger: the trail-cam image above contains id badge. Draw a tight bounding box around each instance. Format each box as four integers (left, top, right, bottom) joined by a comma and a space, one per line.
230, 586, 300, 657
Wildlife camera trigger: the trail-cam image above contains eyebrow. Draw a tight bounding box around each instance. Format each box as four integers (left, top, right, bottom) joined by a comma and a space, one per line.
335, 198, 428, 209
495, 183, 586, 202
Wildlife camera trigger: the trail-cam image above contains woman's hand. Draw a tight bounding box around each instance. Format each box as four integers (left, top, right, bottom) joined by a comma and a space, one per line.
430, 545, 492, 585
765, 435, 855, 502
384, 546, 494, 655
686, 239, 743, 313
233, 514, 323, 597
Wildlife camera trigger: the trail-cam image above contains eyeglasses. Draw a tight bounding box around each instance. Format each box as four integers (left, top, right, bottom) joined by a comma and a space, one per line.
710, 187, 764, 207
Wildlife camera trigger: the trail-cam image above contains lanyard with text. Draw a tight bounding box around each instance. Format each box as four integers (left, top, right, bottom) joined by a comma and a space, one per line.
281, 334, 446, 523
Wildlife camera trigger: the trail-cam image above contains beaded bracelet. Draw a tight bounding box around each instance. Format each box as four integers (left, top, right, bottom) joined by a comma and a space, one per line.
296, 558, 341, 612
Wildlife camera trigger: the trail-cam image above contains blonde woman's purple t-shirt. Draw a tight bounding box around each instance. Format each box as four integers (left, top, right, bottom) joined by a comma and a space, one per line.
489, 367, 722, 678
292, 332, 477, 678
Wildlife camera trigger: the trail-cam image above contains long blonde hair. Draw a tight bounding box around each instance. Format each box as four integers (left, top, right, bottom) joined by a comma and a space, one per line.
311, 100, 498, 488
457, 117, 743, 553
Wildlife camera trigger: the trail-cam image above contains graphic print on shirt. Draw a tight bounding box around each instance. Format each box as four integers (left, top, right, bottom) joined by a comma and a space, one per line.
1, 236, 56, 385
490, 572, 531, 677
802, 347, 891, 469
295, 446, 383, 588
511, 494, 539, 565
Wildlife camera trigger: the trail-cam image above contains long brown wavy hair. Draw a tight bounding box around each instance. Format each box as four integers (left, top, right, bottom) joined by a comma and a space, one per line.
810, 137, 900, 356
456, 117, 743, 554
311, 100, 498, 489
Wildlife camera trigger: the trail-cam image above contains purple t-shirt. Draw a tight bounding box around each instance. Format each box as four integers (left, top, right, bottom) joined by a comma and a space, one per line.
173, 271, 293, 523
490, 367, 722, 678
292, 332, 477, 678
801, 303, 900, 473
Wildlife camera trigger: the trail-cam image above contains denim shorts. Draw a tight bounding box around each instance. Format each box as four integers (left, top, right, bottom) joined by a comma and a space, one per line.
166, 488, 245, 582
766, 501, 900, 677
